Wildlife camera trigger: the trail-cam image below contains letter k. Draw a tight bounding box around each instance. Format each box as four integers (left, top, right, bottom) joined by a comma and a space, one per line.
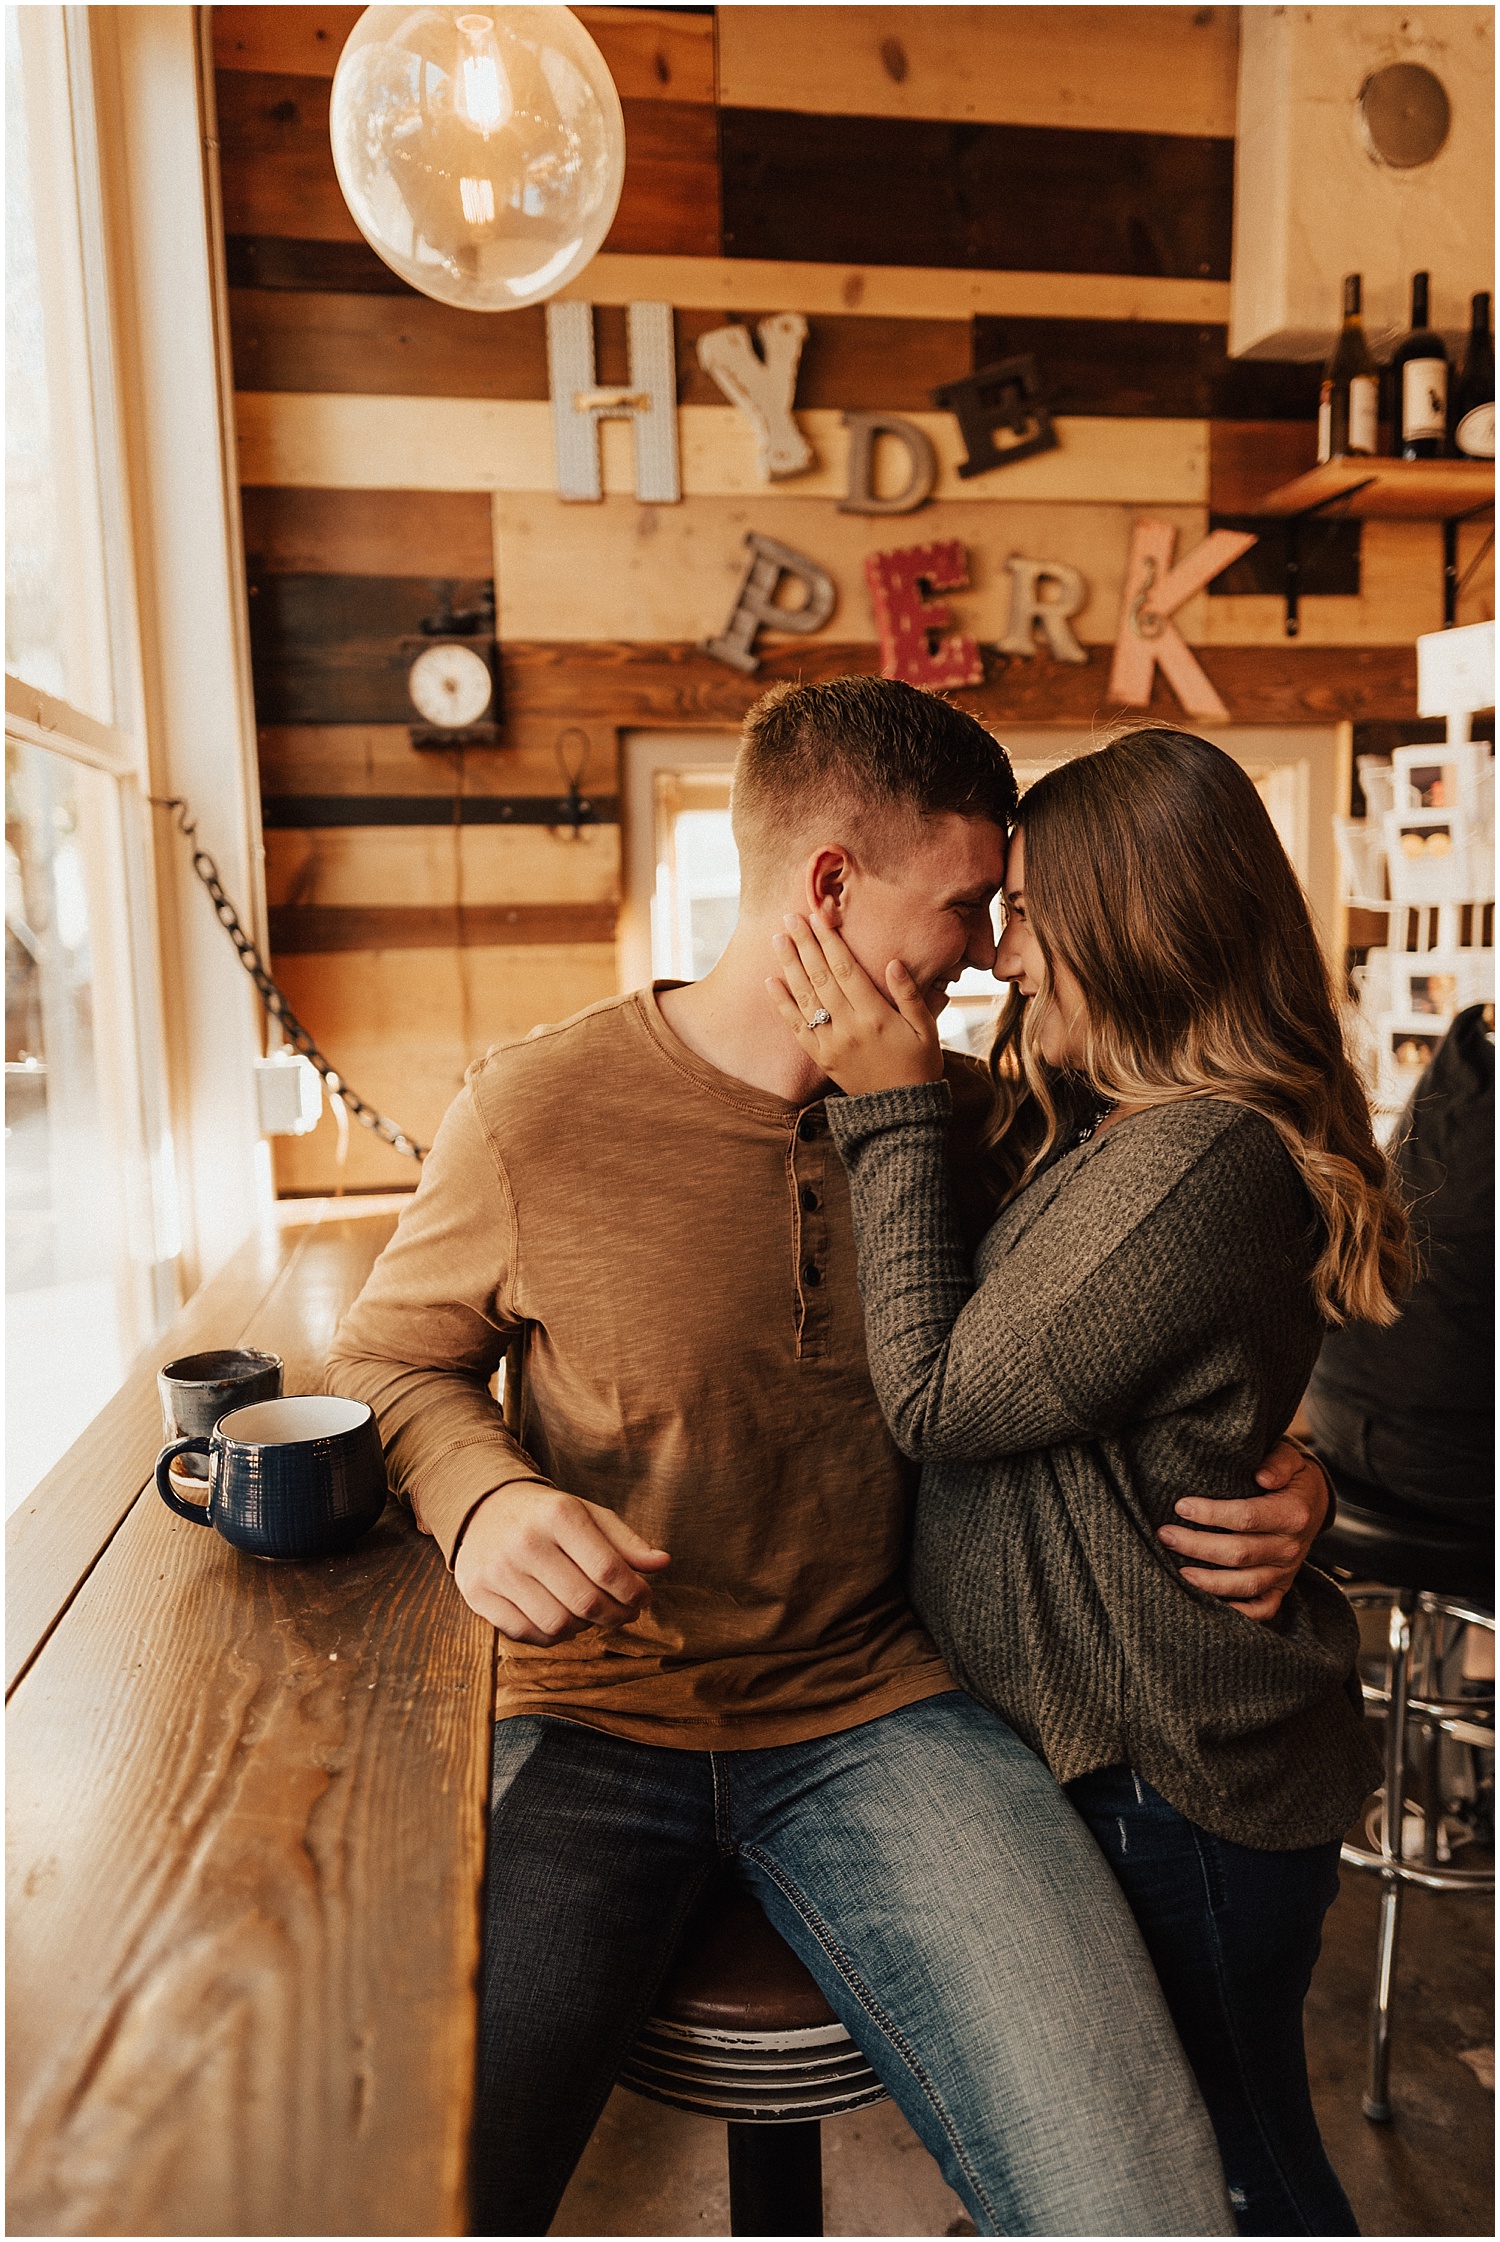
1109, 521, 1257, 721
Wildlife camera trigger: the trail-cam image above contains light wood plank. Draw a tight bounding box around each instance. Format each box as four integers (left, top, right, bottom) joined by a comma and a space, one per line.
716, 4, 1239, 138
5, 1221, 306, 1696
489, 492, 1205, 646
7, 1214, 494, 2236
554, 255, 1232, 326
1253, 456, 1495, 520
263, 823, 622, 909
269, 947, 621, 1194
235, 392, 1208, 506
256, 722, 622, 801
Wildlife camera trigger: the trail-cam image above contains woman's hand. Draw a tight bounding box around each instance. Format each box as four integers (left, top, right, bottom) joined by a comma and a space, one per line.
765, 910, 945, 1093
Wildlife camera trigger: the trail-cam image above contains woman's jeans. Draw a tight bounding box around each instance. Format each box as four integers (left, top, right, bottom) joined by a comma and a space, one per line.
473, 1695, 1233, 2237
1067, 1765, 1358, 2238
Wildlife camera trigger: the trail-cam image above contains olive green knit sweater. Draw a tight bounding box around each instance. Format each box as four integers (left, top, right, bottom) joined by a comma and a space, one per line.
826, 1085, 1379, 1850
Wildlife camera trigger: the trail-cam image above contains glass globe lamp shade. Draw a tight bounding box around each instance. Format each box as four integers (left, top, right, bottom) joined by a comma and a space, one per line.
329, 5, 626, 312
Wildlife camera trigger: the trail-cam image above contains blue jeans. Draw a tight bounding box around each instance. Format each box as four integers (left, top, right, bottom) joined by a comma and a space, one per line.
1067, 1767, 1358, 2238
472, 1695, 1233, 2236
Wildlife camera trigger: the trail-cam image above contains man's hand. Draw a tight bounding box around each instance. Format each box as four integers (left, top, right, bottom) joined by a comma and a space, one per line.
1156, 1439, 1331, 1623
454, 1484, 671, 1643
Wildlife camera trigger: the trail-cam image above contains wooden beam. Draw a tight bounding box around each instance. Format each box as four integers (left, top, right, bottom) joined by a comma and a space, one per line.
716, 5, 1239, 139
497, 639, 1421, 728
719, 109, 1232, 281
229, 244, 1233, 328
269, 903, 618, 951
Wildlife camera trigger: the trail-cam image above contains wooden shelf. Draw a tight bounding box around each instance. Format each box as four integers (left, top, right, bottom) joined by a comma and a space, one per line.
1254, 457, 1494, 521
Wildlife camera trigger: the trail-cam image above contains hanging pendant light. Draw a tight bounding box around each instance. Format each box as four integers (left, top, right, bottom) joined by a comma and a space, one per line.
329, 5, 626, 312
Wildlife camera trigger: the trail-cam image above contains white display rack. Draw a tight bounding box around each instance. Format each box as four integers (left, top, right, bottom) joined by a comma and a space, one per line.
1342, 630, 1495, 1127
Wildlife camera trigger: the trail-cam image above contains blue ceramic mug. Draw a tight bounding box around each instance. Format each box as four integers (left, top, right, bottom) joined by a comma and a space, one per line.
154, 1394, 387, 1560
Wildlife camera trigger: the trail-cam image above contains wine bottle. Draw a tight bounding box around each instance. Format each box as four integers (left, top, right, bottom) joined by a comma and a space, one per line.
1317, 274, 1378, 461
1391, 272, 1450, 459
1451, 292, 1495, 460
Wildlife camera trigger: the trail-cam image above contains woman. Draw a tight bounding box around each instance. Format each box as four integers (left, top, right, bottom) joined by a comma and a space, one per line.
765, 728, 1409, 2239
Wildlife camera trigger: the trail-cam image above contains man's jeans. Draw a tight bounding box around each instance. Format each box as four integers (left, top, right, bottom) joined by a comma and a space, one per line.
471, 1694, 1233, 2237
1067, 1767, 1357, 2238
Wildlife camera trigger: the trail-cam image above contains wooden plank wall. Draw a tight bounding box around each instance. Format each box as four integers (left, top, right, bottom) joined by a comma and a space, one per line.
214, 4, 1491, 1194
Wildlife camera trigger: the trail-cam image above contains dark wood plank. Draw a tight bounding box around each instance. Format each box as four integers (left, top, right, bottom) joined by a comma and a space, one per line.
1209, 422, 1321, 511
214, 3, 716, 104
213, 4, 361, 76
5, 1221, 310, 1697
6, 1212, 493, 2233
217, 71, 719, 258
720, 108, 1233, 279
230, 289, 552, 402
216, 69, 361, 244
499, 638, 1421, 727
1207, 515, 1362, 599
972, 317, 1322, 421
248, 574, 494, 727
242, 488, 495, 578
228, 234, 414, 293
261, 795, 620, 828
270, 902, 619, 951
601, 98, 721, 258
230, 287, 970, 410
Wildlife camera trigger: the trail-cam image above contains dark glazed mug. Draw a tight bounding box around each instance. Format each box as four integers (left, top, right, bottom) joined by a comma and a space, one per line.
154, 1395, 387, 1560
158, 1349, 283, 1481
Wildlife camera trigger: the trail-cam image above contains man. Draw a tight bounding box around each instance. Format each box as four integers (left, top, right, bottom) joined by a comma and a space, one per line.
329, 678, 1331, 2236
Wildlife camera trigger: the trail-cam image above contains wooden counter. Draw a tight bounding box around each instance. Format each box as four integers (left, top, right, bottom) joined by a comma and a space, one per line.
6, 1205, 494, 2237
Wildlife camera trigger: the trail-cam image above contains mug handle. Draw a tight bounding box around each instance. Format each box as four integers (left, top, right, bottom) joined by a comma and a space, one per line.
155, 1436, 214, 1523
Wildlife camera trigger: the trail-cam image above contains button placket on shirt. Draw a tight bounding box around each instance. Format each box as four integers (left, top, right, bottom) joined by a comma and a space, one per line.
789, 1105, 831, 1360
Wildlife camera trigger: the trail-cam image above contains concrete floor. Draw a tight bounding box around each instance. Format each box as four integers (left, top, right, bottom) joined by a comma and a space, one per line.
552, 1861, 1494, 2238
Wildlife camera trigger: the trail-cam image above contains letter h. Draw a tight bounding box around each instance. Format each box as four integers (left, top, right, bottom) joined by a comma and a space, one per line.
546, 301, 681, 504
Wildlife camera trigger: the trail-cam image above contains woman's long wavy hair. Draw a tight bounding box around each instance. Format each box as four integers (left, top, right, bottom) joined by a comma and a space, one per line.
986, 727, 1411, 1326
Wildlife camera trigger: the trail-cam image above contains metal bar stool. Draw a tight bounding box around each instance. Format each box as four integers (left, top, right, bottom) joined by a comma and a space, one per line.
1312, 1475, 1494, 2122
618, 1879, 889, 2236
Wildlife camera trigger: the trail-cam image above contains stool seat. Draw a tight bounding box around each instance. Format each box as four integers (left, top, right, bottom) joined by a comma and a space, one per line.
652, 1884, 840, 2034
618, 1880, 888, 2125
1312, 1471, 1493, 1602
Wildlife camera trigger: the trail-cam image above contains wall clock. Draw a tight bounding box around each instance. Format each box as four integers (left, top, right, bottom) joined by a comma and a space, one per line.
404, 583, 501, 747
409, 641, 494, 729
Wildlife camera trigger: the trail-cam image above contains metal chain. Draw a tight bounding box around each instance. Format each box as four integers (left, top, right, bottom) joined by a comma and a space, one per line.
151, 797, 426, 1161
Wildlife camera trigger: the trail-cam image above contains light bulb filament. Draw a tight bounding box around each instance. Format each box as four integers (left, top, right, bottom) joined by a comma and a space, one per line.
456, 13, 511, 133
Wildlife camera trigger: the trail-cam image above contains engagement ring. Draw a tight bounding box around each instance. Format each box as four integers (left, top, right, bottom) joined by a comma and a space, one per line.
808, 1008, 833, 1028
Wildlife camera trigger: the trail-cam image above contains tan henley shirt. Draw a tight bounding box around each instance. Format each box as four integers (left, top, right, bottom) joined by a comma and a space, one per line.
327, 985, 993, 1749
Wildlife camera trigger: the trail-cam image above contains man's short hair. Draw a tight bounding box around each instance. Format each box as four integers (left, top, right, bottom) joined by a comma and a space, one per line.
731, 677, 1019, 902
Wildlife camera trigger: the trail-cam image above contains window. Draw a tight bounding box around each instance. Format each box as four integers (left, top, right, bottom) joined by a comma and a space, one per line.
5, 6, 175, 1511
